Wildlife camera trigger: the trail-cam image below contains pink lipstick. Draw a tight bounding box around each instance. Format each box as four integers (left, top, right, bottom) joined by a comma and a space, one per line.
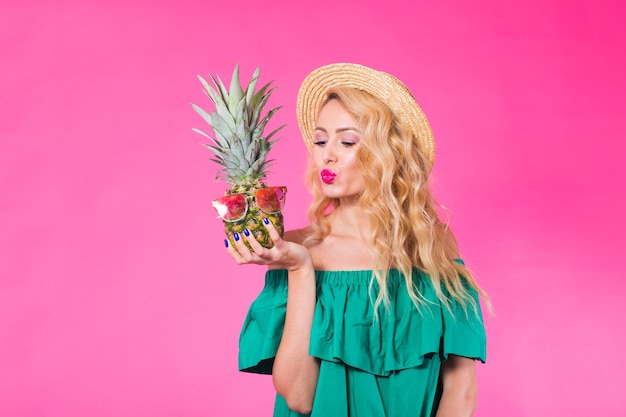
320, 169, 336, 184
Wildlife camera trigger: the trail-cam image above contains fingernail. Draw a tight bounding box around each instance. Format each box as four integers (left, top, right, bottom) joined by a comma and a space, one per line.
263, 218, 270, 225
243, 228, 250, 237
233, 232, 240, 241
224, 239, 229, 248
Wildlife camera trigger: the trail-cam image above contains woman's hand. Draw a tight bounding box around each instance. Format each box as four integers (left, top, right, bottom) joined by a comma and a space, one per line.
225, 218, 312, 271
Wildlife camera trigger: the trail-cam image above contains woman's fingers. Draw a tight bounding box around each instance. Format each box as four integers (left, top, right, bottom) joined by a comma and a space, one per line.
261, 218, 312, 270
261, 217, 283, 246
226, 229, 274, 265
229, 231, 258, 263
222, 217, 295, 267
224, 234, 251, 264
242, 228, 268, 255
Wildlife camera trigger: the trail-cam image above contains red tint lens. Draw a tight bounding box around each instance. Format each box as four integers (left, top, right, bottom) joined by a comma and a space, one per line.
212, 193, 248, 222
255, 187, 287, 214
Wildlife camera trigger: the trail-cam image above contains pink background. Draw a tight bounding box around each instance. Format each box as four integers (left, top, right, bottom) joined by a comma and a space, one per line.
2, 0, 625, 416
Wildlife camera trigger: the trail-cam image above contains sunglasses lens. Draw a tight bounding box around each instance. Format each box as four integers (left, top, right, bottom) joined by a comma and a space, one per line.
255, 187, 287, 214
212, 193, 247, 222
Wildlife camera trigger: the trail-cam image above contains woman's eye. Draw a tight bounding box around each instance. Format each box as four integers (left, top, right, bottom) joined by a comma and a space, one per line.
313, 132, 327, 146
340, 134, 360, 147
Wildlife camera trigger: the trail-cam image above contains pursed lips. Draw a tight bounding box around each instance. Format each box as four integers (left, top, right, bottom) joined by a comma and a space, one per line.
320, 169, 336, 184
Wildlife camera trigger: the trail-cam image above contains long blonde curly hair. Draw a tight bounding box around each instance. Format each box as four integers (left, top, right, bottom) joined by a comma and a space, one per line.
304, 87, 489, 317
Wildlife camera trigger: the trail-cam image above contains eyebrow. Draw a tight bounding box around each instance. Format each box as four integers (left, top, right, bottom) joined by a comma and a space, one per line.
314, 127, 360, 133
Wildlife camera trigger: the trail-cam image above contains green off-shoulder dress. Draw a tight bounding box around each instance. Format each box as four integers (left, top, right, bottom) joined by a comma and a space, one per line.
239, 266, 486, 417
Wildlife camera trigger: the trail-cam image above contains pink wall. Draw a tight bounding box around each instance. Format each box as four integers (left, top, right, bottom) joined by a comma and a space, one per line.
2, 0, 625, 416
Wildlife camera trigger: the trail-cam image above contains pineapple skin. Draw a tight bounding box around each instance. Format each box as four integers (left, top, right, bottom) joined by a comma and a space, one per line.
224, 182, 284, 249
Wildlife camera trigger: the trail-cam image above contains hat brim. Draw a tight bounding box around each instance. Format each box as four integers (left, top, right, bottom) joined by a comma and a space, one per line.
296, 63, 435, 170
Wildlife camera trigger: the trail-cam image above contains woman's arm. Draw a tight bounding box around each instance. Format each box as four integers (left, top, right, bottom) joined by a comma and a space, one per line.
435, 355, 478, 417
227, 222, 319, 414
272, 264, 319, 414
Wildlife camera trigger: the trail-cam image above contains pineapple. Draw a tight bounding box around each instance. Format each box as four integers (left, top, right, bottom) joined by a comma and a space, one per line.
191, 64, 286, 248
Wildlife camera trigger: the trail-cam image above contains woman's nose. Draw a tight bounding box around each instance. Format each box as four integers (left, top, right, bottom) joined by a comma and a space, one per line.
322, 144, 337, 164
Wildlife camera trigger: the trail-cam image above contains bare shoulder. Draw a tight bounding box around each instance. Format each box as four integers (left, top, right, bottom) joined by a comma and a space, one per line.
441, 224, 461, 259
283, 226, 314, 245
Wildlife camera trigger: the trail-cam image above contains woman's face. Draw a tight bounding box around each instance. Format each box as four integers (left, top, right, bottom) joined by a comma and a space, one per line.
312, 99, 365, 200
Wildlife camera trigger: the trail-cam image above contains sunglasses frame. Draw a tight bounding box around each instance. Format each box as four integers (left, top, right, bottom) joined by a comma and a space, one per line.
212, 186, 287, 223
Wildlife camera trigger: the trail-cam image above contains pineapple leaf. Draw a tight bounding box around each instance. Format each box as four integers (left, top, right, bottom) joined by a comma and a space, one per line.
197, 75, 218, 100
214, 168, 228, 182
210, 74, 231, 109
198, 76, 235, 127
209, 112, 235, 145
192, 65, 284, 185
228, 64, 244, 114
229, 133, 247, 168
201, 142, 225, 156
245, 67, 261, 112
262, 158, 276, 170
253, 106, 283, 140
190, 104, 214, 129
233, 98, 247, 143
242, 103, 251, 139
262, 126, 285, 152
192, 128, 219, 144
264, 124, 286, 142
249, 158, 270, 176
253, 84, 276, 109
246, 67, 261, 95
244, 140, 260, 162
250, 86, 276, 128
253, 82, 273, 105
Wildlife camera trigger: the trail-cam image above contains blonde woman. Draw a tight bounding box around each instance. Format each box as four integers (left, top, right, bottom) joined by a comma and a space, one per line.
226, 63, 488, 417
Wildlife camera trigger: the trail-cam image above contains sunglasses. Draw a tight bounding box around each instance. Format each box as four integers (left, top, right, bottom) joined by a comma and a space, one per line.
212, 186, 287, 222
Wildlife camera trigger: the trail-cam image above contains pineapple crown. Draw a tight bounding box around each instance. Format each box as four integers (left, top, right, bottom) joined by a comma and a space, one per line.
191, 64, 285, 185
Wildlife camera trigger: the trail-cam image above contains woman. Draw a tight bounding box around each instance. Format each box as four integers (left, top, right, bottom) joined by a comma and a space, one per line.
226, 63, 488, 417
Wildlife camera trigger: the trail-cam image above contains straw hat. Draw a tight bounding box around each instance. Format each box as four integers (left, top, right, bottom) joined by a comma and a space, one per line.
296, 63, 435, 170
